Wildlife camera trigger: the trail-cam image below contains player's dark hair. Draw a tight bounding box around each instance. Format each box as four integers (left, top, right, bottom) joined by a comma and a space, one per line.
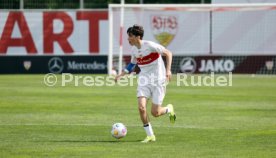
127, 24, 144, 39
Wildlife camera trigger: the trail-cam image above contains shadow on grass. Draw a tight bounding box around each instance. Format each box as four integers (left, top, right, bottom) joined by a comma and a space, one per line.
35, 140, 141, 143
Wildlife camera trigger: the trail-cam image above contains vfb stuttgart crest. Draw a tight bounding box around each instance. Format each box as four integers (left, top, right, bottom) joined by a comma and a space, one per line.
151, 15, 178, 47
23, 61, 32, 71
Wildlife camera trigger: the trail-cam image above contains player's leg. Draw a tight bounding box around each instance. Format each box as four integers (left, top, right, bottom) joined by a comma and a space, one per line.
151, 102, 176, 124
137, 85, 156, 143
151, 83, 167, 117
151, 84, 176, 123
138, 96, 149, 124
138, 96, 156, 143
151, 103, 169, 117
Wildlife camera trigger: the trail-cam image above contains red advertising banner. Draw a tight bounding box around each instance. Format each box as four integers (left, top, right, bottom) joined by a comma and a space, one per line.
0, 11, 108, 55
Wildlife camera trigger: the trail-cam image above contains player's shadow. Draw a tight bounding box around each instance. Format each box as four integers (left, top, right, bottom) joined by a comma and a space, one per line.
41, 140, 141, 143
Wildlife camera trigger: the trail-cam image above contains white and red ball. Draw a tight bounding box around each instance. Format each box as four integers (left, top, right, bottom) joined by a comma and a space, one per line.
111, 123, 127, 139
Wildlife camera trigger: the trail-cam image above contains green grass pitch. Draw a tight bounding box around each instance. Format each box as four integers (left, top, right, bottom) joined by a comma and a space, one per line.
0, 74, 275, 158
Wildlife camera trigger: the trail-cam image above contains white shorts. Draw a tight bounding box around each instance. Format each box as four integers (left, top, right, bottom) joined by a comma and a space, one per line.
137, 83, 166, 105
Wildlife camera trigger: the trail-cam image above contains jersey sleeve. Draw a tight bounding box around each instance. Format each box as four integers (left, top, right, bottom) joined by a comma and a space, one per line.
130, 53, 137, 64
147, 41, 166, 55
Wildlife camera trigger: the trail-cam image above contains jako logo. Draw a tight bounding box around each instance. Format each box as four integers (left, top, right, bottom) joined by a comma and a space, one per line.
198, 59, 235, 72
179, 57, 196, 73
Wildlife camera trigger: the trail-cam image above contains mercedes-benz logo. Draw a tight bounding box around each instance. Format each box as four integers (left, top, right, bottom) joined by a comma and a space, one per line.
179, 57, 196, 73
48, 57, 64, 74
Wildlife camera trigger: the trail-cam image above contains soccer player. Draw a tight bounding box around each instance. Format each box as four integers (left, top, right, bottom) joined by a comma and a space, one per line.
115, 24, 176, 143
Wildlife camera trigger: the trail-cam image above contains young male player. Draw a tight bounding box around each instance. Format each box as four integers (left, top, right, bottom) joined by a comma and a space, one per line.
115, 24, 176, 143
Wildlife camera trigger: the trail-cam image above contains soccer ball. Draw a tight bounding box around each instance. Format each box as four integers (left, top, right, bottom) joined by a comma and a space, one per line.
111, 123, 127, 139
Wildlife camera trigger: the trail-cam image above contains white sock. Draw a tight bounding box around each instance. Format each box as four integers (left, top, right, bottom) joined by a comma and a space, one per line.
143, 123, 154, 136
166, 106, 171, 113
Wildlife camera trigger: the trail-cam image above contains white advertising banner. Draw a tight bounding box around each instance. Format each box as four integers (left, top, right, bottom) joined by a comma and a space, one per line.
111, 6, 276, 55
212, 0, 276, 3
1, 8, 276, 56
112, 9, 210, 55
212, 9, 276, 55
211, 0, 276, 55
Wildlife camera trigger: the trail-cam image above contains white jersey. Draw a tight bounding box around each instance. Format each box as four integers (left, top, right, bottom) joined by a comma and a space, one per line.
130, 40, 166, 85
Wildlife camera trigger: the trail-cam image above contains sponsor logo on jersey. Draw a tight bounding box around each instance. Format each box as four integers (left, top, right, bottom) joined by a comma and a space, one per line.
137, 52, 160, 65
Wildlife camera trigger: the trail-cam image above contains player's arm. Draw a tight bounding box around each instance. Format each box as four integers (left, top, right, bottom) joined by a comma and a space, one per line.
115, 63, 136, 82
162, 49, 172, 81
115, 53, 137, 82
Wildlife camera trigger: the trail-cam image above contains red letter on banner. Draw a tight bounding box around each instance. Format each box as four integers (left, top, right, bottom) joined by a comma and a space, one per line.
43, 12, 74, 54
77, 11, 108, 53
0, 12, 37, 54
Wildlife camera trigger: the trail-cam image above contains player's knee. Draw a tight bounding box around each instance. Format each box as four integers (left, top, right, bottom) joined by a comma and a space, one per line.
138, 105, 146, 113
151, 110, 160, 117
